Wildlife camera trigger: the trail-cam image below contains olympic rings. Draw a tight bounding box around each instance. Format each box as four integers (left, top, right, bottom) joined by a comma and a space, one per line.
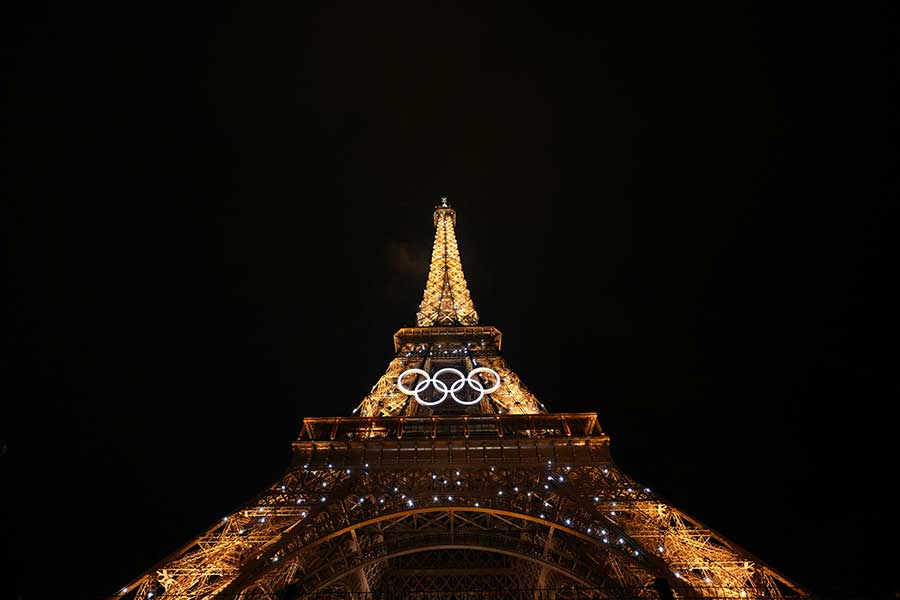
397, 367, 501, 406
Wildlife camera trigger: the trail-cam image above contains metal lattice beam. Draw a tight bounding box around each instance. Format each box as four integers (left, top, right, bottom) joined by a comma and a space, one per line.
416, 199, 479, 327
112, 455, 809, 599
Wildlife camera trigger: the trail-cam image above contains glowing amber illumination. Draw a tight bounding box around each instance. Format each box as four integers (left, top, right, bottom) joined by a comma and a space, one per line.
110, 201, 811, 600
354, 200, 544, 417
416, 198, 479, 327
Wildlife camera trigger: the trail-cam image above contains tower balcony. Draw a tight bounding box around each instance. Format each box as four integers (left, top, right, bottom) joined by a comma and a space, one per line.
293, 413, 611, 468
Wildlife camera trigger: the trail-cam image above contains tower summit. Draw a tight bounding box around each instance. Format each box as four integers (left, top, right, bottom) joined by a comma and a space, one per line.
111, 202, 811, 600
416, 197, 480, 327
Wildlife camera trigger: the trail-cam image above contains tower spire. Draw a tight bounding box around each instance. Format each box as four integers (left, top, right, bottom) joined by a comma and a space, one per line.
416, 198, 480, 326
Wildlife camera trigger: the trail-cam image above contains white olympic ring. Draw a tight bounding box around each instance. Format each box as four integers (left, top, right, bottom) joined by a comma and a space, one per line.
397, 367, 501, 406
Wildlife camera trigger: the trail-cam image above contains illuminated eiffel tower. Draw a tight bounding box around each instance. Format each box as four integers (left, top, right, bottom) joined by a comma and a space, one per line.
112, 199, 811, 599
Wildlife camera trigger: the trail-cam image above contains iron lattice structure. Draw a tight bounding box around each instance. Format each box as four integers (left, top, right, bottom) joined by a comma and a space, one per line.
111, 201, 811, 600
416, 198, 479, 327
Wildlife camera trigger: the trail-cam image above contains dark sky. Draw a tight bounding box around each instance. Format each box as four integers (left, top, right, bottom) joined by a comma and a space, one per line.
3, 3, 898, 599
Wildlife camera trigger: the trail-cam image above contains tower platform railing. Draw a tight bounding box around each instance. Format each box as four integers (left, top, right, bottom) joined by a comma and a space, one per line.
293, 413, 611, 467
298, 413, 604, 442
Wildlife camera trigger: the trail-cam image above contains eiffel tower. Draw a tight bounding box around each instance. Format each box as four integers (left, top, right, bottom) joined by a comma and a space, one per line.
112, 199, 811, 600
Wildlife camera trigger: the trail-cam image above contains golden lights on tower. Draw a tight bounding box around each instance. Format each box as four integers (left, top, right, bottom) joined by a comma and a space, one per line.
416, 198, 479, 327
109, 199, 811, 600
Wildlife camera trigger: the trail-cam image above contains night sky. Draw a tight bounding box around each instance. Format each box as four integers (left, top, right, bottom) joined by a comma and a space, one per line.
3, 3, 898, 599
